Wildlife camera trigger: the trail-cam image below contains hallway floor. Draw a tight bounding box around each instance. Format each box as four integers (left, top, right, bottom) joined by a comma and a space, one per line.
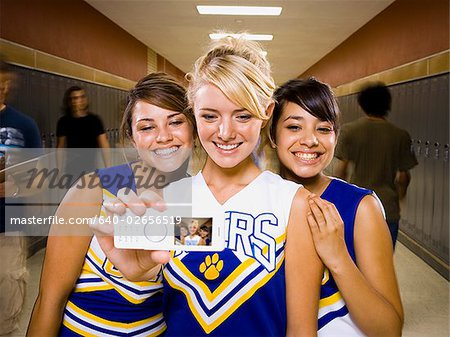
5, 242, 449, 337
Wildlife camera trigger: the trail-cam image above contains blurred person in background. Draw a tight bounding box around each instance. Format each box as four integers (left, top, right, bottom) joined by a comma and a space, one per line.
334, 82, 417, 247
0, 56, 41, 335
56, 86, 110, 185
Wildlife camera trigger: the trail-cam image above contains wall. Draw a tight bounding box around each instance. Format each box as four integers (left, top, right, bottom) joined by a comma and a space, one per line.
157, 55, 188, 86
299, 0, 449, 88
0, 0, 147, 81
0, 0, 186, 89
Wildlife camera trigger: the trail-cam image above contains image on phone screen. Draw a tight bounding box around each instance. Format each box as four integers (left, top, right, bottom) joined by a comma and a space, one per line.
174, 217, 213, 247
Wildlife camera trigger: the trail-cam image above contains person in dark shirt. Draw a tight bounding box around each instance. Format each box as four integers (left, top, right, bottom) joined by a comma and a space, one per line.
334, 82, 417, 247
56, 86, 110, 182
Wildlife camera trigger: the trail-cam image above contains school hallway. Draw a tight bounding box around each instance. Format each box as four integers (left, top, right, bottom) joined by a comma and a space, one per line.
5, 241, 449, 337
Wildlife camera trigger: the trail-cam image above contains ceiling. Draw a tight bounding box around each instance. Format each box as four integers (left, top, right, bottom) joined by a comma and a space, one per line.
85, 0, 395, 84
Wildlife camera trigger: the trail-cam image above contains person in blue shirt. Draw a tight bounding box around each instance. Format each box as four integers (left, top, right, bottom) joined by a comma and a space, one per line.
0, 56, 41, 335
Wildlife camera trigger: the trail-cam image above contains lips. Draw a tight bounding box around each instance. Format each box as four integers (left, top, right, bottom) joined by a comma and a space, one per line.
293, 152, 320, 161
214, 142, 242, 151
153, 146, 180, 157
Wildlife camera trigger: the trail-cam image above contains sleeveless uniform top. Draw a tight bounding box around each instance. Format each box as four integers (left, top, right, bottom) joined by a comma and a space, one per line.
318, 178, 373, 336
163, 171, 300, 336
60, 164, 166, 337
184, 235, 201, 246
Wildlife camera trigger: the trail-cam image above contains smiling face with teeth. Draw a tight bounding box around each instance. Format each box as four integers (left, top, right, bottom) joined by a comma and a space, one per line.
275, 102, 336, 181
131, 101, 193, 173
193, 84, 266, 170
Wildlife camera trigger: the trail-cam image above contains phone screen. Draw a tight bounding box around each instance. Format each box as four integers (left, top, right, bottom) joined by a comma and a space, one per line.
174, 217, 213, 247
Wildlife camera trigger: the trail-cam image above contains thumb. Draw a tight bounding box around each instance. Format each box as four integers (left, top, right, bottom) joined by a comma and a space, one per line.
140, 190, 167, 212
149, 250, 171, 264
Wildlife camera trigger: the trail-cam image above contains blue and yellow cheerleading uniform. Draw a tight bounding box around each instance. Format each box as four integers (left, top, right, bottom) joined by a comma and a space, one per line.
163, 171, 300, 336
59, 164, 166, 337
318, 178, 375, 336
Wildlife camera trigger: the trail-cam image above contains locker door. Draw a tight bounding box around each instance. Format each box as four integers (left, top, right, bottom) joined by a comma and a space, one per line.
30, 71, 50, 138
421, 79, 434, 247
8, 66, 29, 114
397, 84, 415, 234
442, 144, 449, 263
405, 82, 422, 237
435, 75, 449, 262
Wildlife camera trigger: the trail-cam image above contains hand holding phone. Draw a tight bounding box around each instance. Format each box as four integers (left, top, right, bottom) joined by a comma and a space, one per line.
111, 178, 225, 252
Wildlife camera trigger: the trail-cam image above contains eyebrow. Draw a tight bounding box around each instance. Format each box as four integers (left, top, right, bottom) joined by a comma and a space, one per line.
136, 112, 183, 123
283, 115, 304, 122
199, 108, 247, 113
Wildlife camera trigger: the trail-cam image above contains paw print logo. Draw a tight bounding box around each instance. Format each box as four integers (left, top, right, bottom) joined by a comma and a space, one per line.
199, 253, 223, 280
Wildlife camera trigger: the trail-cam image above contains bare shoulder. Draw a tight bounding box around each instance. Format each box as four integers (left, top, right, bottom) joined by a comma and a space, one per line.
354, 194, 392, 253
356, 194, 385, 222
288, 186, 311, 229
291, 186, 311, 209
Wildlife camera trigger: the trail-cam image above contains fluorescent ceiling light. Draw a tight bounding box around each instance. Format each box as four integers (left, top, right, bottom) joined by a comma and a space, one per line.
209, 33, 273, 41
197, 6, 282, 16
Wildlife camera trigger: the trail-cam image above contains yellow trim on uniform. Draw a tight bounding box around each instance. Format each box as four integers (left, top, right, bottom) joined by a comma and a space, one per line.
89, 247, 157, 286
165, 253, 285, 334
74, 284, 114, 292
81, 261, 94, 274
102, 188, 116, 200
87, 247, 104, 266
63, 319, 99, 337
170, 233, 286, 302
171, 255, 255, 302
103, 259, 124, 278
321, 268, 330, 285
262, 233, 286, 255
275, 234, 286, 245
151, 324, 168, 337
85, 248, 157, 305
319, 291, 343, 309
66, 301, 163, 329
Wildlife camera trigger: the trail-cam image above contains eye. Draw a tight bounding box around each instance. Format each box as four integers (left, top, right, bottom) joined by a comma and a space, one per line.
236, 114, 252, 122
169, 119, 185, 126
317, 126, 333, 134
200, 113, 217, 121
137, 124, 155, 131
286, 124, 302, 131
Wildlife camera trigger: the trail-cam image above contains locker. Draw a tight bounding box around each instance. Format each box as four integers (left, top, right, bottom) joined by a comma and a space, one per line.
5, 65, 129, 150
410, 82, 425, 239
441, 146, 449, 262
420, 80, 434, 246
400, 82, 417, 235
428, 78, 443, 256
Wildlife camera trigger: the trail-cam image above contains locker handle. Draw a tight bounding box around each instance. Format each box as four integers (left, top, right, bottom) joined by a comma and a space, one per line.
434, 142, 440, 159
416, 140, 422, 156
424, 141, 430, 158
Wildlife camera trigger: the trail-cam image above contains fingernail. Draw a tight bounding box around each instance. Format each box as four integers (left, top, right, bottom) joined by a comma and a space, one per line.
155, 202, 167, 211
